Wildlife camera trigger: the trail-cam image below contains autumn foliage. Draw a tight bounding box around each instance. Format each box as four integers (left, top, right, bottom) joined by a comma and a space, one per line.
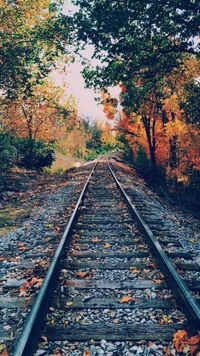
102, 56, 200, 207
173, 330, 200, 355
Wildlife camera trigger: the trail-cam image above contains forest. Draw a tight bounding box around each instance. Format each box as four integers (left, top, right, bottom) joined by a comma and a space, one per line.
0, 0, 200, 210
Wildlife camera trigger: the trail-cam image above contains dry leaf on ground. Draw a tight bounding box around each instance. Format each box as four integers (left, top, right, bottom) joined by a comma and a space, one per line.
104, 243, 111, 249
83, 351, 91, 356
173, 330, 200, 355
119, 296, 134, 303
75, 271, 89, 278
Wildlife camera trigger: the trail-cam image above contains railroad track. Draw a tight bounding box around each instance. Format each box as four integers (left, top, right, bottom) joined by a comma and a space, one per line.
1, 156, 200, 355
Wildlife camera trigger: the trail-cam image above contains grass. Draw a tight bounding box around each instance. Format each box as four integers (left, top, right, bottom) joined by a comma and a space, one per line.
46, 152, 85, 174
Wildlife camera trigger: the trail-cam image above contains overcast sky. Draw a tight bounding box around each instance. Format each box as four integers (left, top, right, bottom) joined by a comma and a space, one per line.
60, 0, 109, 121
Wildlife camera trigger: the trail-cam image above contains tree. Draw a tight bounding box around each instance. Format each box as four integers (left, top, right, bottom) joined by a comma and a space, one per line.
74, 0, 200, 96
1, 78, 79, 143
0, 0, 71, 100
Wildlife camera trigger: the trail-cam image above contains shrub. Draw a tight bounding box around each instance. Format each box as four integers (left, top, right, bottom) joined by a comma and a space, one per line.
0, 133, 17, 174
17, 138, 55, 170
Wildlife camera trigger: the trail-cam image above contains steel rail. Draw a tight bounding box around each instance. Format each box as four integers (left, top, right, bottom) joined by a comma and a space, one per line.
108, 161, 200, 328
12, 160, 99, 356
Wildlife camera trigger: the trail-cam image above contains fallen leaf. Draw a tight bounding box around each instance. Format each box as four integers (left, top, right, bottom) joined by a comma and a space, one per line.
0, 350, 9, 356
83, 351, 91, 356
29, 277, 39, 286
18, 242, 24, 247
121, 247, 127, 252
153, 279, 162, 284
19, 246, 28, 251
92, 238, 102, 243
40, 336, 48, 343
29, 277, 43, 288
75, 271, 89, 278
148, 341, 153, 347
163, 346, 171, 355
119, 296, 133, 303
130, 267, 139, 273
113, 318, 119, 324
173, 329, 200, 355
0, 346, 6, 353
66, 302, 73, 306
3, 325, 11, 331
104, 243, 111, 249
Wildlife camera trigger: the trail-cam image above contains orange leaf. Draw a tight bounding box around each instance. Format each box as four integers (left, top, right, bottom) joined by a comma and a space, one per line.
153, 279, 162, 284
104, 243, 111, 249
18, 242, 24, 247
92, 238, 102, 243
119, 296, 133, 303
29, 277, 39, 286
0, 350, 9, 356
75, 271, 89, 278
113, 318, 119, 324
163, 346, 171, 355
173, 329, 200, 354
83, 351, 91, 356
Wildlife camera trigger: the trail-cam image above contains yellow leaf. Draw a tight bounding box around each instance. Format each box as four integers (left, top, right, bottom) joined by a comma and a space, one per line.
121, 247, 127, 252
75, 316, 79, 322
189, 238, 195, 243
104, 243, 111, 249
130, 267, 139, 273
66, 302, 73, 306
0, 346, 6, 353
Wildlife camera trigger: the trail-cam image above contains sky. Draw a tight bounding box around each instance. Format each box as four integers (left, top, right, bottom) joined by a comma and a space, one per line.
58, 0, 120, 122
58, 0, 107, 121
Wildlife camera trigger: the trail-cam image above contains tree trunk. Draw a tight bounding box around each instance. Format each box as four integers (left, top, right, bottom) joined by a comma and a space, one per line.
142, 115, 157, 175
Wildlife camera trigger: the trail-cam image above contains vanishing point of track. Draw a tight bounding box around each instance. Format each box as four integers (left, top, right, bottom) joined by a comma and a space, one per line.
9, 156, 200, 355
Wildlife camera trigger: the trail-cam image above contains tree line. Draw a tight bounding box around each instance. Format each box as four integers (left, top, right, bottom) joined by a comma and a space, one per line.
1, 0, 200, 207
72, 0, 200, 208
0, 0, 116, 177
